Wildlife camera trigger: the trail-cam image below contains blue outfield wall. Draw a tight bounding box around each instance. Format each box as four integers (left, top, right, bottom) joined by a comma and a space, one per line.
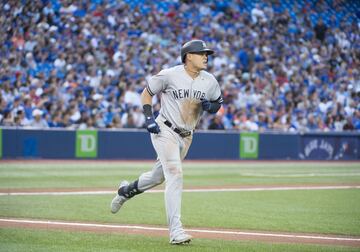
1, 128, 359, 160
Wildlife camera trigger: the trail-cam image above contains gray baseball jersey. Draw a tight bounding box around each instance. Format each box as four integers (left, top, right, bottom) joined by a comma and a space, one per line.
146, 64, 222, 131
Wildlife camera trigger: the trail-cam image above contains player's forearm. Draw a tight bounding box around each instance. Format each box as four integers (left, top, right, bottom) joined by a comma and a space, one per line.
141, 88, 153, 106
141, 88, 155, 119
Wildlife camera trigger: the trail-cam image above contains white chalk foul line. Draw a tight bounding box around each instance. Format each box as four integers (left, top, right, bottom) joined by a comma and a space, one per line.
238, 173, 360, 178
0, 218, 359, 242
0, 185, 359, 196
0, 218, 167, 231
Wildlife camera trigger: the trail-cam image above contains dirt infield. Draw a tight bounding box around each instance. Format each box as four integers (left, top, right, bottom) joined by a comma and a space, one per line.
1, 184, 360, 195
1, 218, 360, 247
1, 185, 360, 247
1, 183, 360, 248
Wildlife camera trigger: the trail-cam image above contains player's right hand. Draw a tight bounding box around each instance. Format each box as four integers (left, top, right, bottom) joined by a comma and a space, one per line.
145, 116, 160, 134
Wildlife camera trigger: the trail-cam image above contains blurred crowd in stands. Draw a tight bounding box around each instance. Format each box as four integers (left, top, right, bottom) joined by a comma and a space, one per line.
0, 0, 359, 132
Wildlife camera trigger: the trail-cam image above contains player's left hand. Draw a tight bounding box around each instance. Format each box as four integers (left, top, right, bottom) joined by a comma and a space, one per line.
201, 99, 212, 111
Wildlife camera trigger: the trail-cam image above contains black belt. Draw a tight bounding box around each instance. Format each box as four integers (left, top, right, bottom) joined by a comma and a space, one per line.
164, 120, 192, 138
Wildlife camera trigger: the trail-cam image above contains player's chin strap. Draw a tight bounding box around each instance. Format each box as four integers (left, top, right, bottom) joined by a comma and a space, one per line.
118, 180, 143, 199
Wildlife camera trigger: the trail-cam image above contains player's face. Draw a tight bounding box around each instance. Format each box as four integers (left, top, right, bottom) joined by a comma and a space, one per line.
188, 52, 208, 70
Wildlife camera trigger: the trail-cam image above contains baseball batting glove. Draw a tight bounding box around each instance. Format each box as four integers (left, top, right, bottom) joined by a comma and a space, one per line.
143, 104, 160, 134
201, 99, 212, 111
145, 116, 160, 134
201, 99, 221, 114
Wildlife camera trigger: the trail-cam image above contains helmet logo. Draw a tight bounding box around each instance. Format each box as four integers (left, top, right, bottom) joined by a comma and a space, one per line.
202, 42, 207, 48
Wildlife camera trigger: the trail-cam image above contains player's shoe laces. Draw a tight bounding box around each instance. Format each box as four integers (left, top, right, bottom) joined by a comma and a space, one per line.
110, 180, 130, 214
170, 233, 192, 245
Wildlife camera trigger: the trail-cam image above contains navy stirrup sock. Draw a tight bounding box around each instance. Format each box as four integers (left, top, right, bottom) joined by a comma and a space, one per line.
118, 180, 143, 198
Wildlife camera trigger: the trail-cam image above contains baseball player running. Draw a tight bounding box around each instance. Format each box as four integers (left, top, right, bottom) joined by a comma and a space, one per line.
111, 39, 223, 245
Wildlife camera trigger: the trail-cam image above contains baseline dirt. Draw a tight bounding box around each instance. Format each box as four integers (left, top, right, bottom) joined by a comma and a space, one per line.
1, 184, 360, 193
1, 185, 360, 247
0, 218, 359, 247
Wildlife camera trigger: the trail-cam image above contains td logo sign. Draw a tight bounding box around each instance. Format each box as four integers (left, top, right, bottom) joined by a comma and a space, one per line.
240, 132, 259, 159
76, 130, 98, 158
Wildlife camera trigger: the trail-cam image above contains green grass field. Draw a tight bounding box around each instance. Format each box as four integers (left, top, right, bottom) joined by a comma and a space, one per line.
0, 161, 359, 252
1, 228, 358, 252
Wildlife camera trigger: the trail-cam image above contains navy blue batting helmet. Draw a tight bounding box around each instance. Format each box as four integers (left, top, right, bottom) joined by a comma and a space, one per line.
181, 40, 214, 63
